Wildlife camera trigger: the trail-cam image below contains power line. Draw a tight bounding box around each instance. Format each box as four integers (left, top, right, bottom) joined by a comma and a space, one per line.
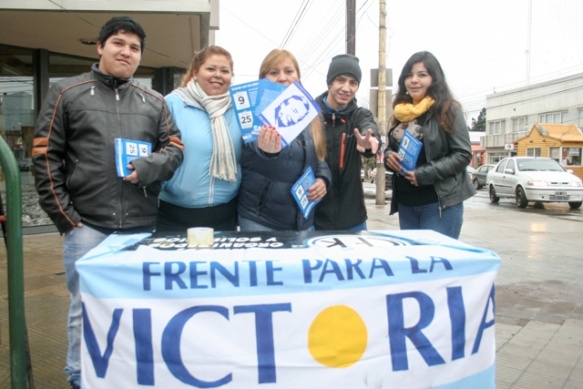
296, 6, 344, 61
221, 6, 279, 48
280, 0, 311, 48
357, 0, 372, 13
295, 7, 345, 81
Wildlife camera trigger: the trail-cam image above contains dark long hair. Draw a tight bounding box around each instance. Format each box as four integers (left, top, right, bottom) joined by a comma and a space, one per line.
392, 51, 461, 133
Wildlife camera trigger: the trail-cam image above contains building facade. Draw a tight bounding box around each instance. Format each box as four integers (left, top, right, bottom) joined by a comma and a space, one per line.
514, 123, 583, 181
481, 73, 583, 164
0, 0, 219, 231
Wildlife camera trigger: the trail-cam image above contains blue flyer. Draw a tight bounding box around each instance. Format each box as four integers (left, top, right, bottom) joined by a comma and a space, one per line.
254, 79, 287, 118
229, 80, 261, 143
290, 166, 321, 219
229, 79, 287, 143
397, 130, 422, 173
258, 81, 320, 147
114, 138, 152, 177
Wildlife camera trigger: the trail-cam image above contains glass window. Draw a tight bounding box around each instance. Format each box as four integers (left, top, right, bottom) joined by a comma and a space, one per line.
561, 147, 582, 167
488, 152, 506, 164
578, 109, 583, 128
495, 159, 508, 173
506, 159, 516, 172
539, 111, 568, 124
526, 147, 541, 157
549, 147, 561, 163
512, 117, 527, 133
518, 157, 564, 172
0, 45, 35, 221
489, 120, 505, 135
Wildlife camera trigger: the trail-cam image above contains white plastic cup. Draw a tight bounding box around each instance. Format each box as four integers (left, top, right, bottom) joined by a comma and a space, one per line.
187, 227, 214, 248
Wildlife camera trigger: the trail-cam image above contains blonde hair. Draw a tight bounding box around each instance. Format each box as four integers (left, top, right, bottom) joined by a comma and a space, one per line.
259, 49, 326, 161
181, 45, 234, 87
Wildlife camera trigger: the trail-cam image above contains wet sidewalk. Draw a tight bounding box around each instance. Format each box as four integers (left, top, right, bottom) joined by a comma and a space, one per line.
1, 194, 582, 388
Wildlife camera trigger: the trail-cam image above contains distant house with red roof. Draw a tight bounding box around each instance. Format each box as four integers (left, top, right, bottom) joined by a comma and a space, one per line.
469, 131, 486, 167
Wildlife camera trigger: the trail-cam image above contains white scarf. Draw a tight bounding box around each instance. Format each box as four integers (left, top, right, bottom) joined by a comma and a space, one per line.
173, 79, 237, 182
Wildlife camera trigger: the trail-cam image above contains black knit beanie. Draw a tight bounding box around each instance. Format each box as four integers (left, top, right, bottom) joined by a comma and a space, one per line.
326, 54, 362, 85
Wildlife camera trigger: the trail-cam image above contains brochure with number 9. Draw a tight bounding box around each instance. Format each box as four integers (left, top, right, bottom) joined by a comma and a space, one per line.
229, 79, 286, 143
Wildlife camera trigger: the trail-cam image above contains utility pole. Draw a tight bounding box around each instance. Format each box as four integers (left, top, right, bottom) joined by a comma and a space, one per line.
346, 0, 356, 54
375, 0, 387, 204
526, 0, 532, 86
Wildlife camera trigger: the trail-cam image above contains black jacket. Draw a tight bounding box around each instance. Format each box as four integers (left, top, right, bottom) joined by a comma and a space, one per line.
314, 92, 380, 230
33, 66, 184, 233
238, 127, 331, 230
384, 105, 475, 215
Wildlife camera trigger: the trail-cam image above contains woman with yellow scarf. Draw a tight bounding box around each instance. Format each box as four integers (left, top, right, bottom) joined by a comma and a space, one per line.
383, 51, 475, 239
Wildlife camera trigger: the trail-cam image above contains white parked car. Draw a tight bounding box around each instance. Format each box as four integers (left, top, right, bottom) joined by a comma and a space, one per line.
487, 157, 583, 209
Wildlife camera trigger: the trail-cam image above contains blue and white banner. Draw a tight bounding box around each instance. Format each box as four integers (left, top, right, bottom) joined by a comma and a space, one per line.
78, 230, 500, 388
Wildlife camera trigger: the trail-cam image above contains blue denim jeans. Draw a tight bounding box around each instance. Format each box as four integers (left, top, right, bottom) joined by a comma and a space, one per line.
62, 225, 108, 387
238, 216, 276, 231
397, 202, 464, 239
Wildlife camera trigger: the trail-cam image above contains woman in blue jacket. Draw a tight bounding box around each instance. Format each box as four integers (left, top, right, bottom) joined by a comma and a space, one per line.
237, 49, 331, 231
157, 46, 242, 232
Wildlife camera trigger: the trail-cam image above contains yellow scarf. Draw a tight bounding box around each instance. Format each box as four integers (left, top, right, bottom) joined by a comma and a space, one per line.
394, 96, 435, 123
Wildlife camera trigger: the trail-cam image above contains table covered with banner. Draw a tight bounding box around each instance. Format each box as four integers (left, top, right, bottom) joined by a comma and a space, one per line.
76, 230, 500, 389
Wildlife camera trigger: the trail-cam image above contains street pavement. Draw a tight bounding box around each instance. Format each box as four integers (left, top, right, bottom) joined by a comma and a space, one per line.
365, 185, 583, 388
0, 186, 582, 388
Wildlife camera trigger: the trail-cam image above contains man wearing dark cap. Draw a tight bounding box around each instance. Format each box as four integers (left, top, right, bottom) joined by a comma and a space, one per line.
32, 16, 184, 389
314, 54, 380, 230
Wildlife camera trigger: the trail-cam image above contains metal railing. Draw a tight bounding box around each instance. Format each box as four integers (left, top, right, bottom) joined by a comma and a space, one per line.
0, 136, 28, 388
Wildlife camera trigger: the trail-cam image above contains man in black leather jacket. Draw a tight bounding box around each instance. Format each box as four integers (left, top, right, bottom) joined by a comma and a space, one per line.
32, 16, 183, 389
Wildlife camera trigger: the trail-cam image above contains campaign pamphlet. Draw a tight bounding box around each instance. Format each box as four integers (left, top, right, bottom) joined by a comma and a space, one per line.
229, 79, 286, 143
255, 79, 288, 117
229, 79, 319, 146
258, 81, 320, 147
290, 166, 321, 219
229, 80, 261, 143
397, 129, 422, 173
114, 138, 152, 177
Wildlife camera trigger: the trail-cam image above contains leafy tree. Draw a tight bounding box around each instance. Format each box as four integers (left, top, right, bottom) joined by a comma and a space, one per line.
470, 107, 486, 131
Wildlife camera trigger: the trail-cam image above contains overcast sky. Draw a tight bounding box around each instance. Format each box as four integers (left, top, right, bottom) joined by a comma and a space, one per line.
215, 0, 583, 123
